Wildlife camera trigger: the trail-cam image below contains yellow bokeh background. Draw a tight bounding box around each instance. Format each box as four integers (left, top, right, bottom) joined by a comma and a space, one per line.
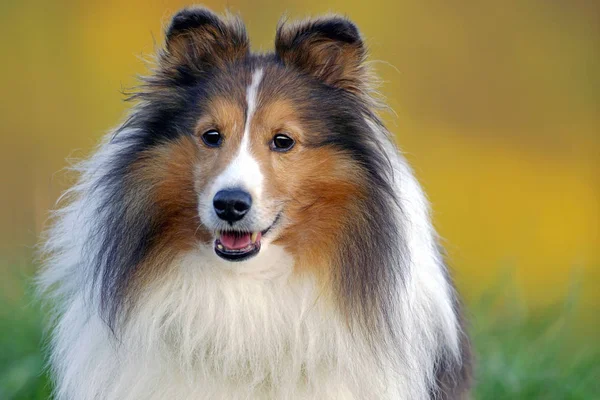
1, 1, 598, 324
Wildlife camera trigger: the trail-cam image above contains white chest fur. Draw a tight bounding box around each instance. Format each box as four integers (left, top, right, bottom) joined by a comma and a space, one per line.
50, 245, 437, 399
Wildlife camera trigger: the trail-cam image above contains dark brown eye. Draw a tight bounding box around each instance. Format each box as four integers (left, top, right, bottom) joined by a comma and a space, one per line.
270, 134, 295, 152
201, 130, 222, 147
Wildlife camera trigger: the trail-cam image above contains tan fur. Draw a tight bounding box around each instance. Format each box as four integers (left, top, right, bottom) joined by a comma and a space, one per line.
246, 97, 368, 279
127, 136, 206, 287
128, 90, 368, 289
131, 95, 249, 258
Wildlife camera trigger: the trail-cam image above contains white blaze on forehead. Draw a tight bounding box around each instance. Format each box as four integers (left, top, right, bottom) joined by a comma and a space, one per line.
210, 69, 265, 197
244, 68, 264, 141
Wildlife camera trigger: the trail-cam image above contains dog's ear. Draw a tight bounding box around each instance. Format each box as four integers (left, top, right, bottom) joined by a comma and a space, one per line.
275, 16, 368, 94
161, 7, 249, 73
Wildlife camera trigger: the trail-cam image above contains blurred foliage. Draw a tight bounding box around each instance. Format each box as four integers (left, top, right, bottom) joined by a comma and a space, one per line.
471, 276, 600, 399
0, 266, 50, 400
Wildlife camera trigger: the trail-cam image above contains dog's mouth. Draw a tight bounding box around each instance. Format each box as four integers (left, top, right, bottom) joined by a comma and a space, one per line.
213, 214, 280, 262
215, 231, 262, 262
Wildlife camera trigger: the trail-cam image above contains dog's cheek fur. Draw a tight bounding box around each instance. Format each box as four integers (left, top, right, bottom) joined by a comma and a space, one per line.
126, 136, 209, 285
273, 149, 362, 270
116, 89, 249, 304
246, 97, 366, 279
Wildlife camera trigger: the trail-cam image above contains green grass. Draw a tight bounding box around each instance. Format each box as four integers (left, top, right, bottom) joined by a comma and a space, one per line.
0, 273, 598, 399
0, 280, 51, 400
470, 286, 599, 399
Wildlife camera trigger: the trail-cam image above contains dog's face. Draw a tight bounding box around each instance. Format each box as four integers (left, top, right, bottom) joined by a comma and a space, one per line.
192, 67, 368, 265
129, 8, 384, 268
193, 68, 306, 263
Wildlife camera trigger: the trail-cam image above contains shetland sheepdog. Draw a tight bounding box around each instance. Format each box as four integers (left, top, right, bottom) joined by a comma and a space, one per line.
38, 7, 472, 399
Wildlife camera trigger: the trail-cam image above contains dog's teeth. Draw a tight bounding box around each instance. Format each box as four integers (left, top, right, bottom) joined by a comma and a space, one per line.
216, 232, 221, 239
217, 244, 223, 250
251, 232, 258, 243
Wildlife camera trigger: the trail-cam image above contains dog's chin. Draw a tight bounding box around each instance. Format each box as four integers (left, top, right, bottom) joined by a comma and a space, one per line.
210, 213, 281, 263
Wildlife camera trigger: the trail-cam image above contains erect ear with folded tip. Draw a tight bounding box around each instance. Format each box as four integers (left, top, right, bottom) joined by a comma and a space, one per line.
160, 7, 249, 75
275, 16, 368, 94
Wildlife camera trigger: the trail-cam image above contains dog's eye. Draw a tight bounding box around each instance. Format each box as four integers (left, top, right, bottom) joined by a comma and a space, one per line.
201, 130, 222, 148
270, 134, 295, 152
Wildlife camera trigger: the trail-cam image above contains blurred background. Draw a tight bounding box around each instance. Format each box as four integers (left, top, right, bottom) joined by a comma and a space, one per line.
1, 0, 598, 398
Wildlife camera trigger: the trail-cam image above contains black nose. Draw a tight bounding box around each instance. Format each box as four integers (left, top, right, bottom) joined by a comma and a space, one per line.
213, 189, 252, 222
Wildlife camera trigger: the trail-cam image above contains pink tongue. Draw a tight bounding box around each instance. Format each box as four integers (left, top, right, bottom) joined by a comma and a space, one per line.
220, 232, 252, 250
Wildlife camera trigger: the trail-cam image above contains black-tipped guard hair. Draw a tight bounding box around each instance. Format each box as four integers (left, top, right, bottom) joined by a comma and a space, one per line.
275, 16, 368, 93
166, 7, 230, 40
160, 7, 249, 74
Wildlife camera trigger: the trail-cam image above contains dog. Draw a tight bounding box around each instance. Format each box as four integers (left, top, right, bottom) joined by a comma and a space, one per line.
38, 7, 472, 399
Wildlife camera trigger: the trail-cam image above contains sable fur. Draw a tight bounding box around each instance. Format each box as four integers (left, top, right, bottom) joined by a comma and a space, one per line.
38, 6, 472, 399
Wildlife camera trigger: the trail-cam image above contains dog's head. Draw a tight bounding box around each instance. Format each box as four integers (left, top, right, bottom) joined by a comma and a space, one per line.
126, 8, 390, 265
90, 7, 399, 328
